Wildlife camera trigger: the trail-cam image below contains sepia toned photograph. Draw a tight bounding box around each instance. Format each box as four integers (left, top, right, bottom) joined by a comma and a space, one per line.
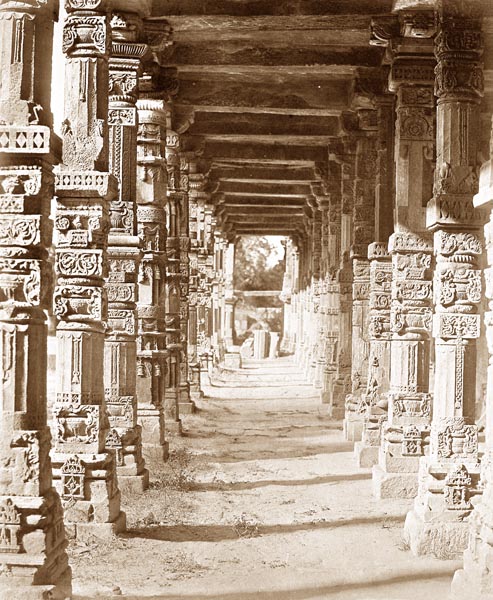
0, 0, 492, 599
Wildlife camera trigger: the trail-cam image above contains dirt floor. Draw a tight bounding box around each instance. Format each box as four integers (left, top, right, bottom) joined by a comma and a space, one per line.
70, 357, 461, 600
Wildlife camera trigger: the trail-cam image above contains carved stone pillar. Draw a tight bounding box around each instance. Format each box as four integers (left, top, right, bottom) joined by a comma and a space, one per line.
323, 158, 342, 412
309, 204, 323, 387
104, 11, 149, 495
452, 115, 493, 599
164, 130, 183, 433
344, 126, 376, 441
354, 243, 392, 466
370, 12, 437, 500
196, 203, 214, 370
211, 228, 224, 356
404, 2, 485, 556
0, 0, 71, 595
187, 168, 207, 399
223, 241, 236, 348
313, 186, 335, 403
355, 97, 395, 467
177, 151, 195, 414
135, 98, 168, 461
280, 239, 293, 353
51, 0, 125, 539
332, 139, 355, 419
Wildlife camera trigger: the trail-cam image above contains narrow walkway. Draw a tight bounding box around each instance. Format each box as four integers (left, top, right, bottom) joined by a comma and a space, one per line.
72, 357, 459, 600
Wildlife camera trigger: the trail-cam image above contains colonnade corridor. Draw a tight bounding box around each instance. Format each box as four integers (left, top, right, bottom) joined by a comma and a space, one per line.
69, 357, 459, 600
4, 0, 493, 598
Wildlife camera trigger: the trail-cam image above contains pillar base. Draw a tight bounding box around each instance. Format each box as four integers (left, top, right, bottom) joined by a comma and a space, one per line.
179, 385, 196, 414
138, 406, 167, 462
118, 470, 150, 496
142, 440, 169, 464
65, 511, 126, 544
179, 400, 196, 414
354, 441, 379, 468
343, 414, 364, 442
165, 419, 183, 435
329, 405, 345, 420
403, 508, 471, 559
451, 568, 493, 600
224, 352, 242, 370
451, 477, 493, 599
0, 569, 72, 600
372, 464, 418, 499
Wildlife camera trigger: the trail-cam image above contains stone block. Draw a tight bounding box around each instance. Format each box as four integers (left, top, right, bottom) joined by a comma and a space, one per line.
92, 494, 122, 523
354, 442, 379, 468
451, 568, 493, 600
378, 445, 421, 473
330, 405, 345, 420
179, 400, 196, 414
118, 470, 149, 496
403, 509, 470, 558
75, 511, 126, 543
0, 581, 70, 600
165, 420, 183, 435
343, 417, 364, 442
372, 464, 418, 499
224, 352, 242, 369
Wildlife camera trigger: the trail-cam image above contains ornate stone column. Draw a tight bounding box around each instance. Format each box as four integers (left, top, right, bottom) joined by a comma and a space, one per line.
177, 151, 195, 414
404, 1, 485, 556
0, 0, 71, 595
313, 183, 334, 402
164, 129, 183, 433
323, 158, 342, 412
104, 10, 149, 495
187, 166, 207, 399
344, 121, 377, 441
332, 138, 355, 420
308, 202, 323, 387
135, 97, 168, 461
355, 96, 394, 467
452, 115, 493, 599
196, 204, 214, 372
280, 239, 293, 352
371, 12, 437, 500
52, 0, 125, 539
223, 241, 236, 348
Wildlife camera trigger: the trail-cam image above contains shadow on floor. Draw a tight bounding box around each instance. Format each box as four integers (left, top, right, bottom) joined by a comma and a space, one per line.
188, 472, 371, 492
123, 513, 405, 543
73, 568, 456, 600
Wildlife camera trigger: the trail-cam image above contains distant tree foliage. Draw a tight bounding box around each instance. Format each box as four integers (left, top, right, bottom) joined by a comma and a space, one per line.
234, 236, 285, 291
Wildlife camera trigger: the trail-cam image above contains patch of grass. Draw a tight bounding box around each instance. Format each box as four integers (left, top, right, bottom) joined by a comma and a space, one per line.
125, 447, 200, 529
149, 447, 196, 492
397, 536, 410, 552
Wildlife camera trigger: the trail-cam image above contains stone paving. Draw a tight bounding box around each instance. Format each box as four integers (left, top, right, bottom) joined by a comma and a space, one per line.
71, 358, 461, 600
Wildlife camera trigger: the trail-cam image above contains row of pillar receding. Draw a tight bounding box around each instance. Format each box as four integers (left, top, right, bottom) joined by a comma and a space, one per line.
0, 0, 236, 597
280, 4, 493, 598
1, 0, 493, 599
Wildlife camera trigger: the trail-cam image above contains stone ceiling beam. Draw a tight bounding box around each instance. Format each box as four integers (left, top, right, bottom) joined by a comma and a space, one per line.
175, 80, 352, 110
210, 165, 318, 182
202, 140, 328, 163
223, 208, 305, 216
189, 112, 341, 137
150, 0, 393, 17
218, 181, 312, 195
220, 198, 306, 208
167, 44, 384, 68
